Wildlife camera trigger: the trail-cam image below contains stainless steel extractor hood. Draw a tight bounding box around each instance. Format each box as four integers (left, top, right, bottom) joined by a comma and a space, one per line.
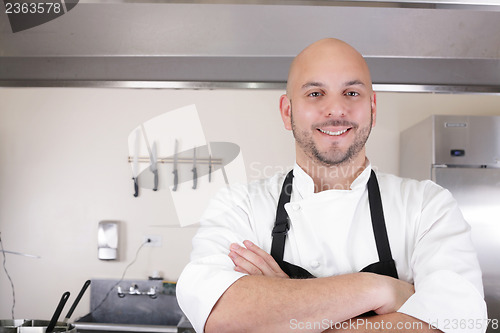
1, 1, 500, 93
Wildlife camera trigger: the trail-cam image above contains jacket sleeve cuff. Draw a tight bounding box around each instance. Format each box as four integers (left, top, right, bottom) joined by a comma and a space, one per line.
176, 255, 247, 333
397, 270, 487, 333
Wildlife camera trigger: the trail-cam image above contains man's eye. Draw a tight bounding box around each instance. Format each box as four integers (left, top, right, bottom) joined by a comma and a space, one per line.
346, 91, 359, 97
308, 92, 322, 97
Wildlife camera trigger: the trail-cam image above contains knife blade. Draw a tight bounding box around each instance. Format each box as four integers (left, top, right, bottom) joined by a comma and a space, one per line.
192, 146, 197, 189
132, 128, 140, 197
172, 139, 179, 191
140, 124, 158, 191
151, 142, 158, 191
208, 154, 212, 183
221, 165, 230, 188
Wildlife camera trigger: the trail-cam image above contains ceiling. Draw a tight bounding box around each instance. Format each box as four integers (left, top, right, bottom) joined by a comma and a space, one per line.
1, 0, 500, 93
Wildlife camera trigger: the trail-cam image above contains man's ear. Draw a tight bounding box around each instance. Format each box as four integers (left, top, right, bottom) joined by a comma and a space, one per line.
279, 94, 292, 131
371, 92, 377, 128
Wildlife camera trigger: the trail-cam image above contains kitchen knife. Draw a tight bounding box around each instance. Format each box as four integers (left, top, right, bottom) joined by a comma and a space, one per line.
172, 139, 179, 191
221, 165, 230, 187
151, 142, 158, 191
140, 124, 158, 192
192, 146, 198, 189
208, 154, 212, 183
132, 128, 140, 197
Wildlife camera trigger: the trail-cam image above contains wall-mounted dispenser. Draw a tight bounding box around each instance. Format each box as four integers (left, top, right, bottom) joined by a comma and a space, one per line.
98, 221, 119, 260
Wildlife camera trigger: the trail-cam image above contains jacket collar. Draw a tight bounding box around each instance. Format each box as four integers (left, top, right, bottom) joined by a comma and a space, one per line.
292, 159, 372, 200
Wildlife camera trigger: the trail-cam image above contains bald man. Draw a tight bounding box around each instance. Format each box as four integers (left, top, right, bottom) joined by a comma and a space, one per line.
177, 39, 486, 333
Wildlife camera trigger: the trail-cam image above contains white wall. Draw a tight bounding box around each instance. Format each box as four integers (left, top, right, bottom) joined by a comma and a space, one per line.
0, 87, 499, 320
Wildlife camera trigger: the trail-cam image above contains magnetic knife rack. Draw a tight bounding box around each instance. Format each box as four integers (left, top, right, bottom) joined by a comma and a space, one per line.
127, 156, 223, 165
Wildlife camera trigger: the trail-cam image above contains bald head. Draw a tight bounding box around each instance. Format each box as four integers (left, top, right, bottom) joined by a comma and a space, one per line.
286, 38, 373, 99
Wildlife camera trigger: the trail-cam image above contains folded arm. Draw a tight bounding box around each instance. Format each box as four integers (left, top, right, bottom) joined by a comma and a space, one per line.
205, 241, 416, 333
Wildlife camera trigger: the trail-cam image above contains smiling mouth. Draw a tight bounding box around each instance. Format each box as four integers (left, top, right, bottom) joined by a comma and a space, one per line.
318, 128, 349, 136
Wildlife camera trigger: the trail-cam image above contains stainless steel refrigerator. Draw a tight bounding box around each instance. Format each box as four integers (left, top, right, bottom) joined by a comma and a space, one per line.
400, 115, 500, 331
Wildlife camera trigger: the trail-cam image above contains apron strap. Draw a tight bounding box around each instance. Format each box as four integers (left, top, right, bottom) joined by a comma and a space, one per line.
270, 168, 397, 280
367, 170, 394, 262
270, 170, 294, 262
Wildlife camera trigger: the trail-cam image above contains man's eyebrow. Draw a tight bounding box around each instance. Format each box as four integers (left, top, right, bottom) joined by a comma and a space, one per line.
344, 80, 366, 87
301, 80, 366, 90
301, 82, 325, 90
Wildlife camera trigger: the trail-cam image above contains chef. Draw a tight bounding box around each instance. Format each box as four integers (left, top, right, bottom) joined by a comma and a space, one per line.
176, 38, 487, 333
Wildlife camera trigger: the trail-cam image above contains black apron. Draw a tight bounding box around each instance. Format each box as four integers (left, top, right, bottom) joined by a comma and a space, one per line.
270, 170, 398, 280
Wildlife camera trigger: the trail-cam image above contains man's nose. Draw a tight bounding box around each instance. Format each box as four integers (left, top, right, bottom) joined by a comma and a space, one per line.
322, 96, 346, 117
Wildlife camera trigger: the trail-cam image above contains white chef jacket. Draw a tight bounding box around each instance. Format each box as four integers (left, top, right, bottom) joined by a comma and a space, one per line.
177, 162, 487, 333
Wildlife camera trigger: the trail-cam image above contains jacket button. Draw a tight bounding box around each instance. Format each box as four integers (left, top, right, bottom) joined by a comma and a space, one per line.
310, 261, 320, 269
291, 203, 301, 210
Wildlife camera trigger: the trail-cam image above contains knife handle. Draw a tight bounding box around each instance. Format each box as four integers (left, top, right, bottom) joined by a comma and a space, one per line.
192, 168, 197, 189
172, 170, 178, 191
133, 178, 139, 197
153, 171, 158, 191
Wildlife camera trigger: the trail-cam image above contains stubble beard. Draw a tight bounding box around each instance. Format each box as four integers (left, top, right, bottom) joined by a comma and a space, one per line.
290, 107, 373, 168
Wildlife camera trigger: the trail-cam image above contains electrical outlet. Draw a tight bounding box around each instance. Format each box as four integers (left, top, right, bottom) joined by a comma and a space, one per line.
144, 235, 162, 247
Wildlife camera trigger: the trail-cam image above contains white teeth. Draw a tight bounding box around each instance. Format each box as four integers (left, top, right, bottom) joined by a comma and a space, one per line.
318, 128, 349, 136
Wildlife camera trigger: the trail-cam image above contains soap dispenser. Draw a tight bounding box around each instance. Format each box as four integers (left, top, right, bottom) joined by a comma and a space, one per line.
97, 221, 119, 260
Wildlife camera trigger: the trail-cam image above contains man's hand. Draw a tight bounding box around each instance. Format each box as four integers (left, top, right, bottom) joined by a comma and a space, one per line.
228, 240, 289, 278
374, 276, 415, 315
